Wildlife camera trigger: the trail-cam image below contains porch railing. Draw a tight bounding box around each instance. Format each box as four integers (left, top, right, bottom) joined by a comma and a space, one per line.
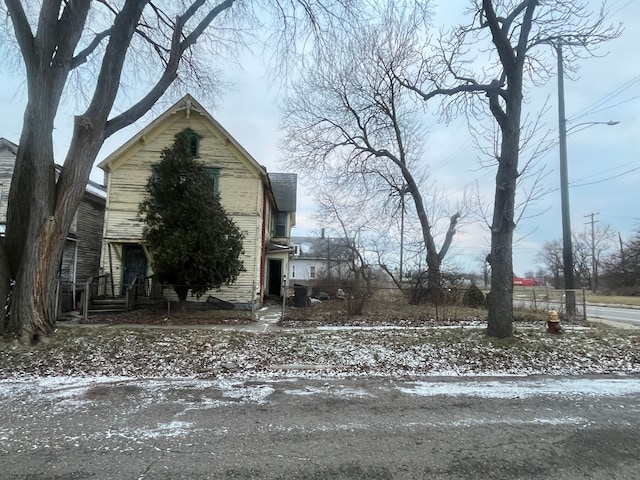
82, 274, 111, 320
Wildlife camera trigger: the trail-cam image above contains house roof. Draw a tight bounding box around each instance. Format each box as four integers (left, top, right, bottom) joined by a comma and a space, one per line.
97, 94, 268, 181
0, 137, 105, 200
0, 137, 18, 155
291, 235, 354, 261
51, 164, 106, 201
268, 173, 297, 212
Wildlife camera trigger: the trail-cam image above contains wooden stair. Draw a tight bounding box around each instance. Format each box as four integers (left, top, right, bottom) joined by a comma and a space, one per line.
87, 296, 128, 315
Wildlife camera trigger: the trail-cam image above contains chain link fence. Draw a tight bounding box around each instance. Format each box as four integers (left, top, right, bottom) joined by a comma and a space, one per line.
282, 283, 587, 323
82, 277, 586, 324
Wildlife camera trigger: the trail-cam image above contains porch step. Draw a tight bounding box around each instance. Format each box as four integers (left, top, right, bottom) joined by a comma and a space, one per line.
88, 297, 127, 314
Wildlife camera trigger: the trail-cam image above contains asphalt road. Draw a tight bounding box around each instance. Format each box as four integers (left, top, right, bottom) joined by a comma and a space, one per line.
513, 297, 640, 327
2, 375, 640, 479
586, 304, 640, 327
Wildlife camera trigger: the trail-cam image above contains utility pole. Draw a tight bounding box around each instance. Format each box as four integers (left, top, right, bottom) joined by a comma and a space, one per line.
618, 232, 625, 262
399, 184, 409, 286
556, 42, 576, 317
584, 212, 599, 292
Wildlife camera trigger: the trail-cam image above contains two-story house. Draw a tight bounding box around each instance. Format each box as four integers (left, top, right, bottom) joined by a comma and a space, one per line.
0, 137, 106, 313
289, 233, 354, 286
97, 94, 296, 308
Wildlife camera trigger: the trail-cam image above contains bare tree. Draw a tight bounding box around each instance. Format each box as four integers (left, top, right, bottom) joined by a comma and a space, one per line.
574, 223, 616, 291
600, 227, 640, 295
313, 190, 376, 315
537, 240, 564, 289
281, 4, 460, 291
0, 0, 365, 343
399, 0, 620, 337
572, 237, 591, 288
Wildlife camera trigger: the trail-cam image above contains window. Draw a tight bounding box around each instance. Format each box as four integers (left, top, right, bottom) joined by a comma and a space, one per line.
178, 128, 202, 158
292, 265, 296, 278
203, 166, 220, 195
310, 265, 316, 279
273, 211, 287, 237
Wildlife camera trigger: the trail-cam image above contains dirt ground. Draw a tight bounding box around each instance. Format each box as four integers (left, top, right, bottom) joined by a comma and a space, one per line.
78, 307, 255, 326
77, 296, 539, 328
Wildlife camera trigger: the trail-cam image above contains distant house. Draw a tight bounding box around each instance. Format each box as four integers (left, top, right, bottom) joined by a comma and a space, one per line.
289, 233, 354, 286
97, 94, 297, 308
0, 137, 106, 312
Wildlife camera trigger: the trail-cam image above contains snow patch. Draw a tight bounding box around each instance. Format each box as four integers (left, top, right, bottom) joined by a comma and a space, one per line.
398, 377, 640, 398
283, 385, 372, 398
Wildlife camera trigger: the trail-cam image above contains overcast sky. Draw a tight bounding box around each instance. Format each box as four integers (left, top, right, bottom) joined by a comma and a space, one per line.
1, 0, 638, 276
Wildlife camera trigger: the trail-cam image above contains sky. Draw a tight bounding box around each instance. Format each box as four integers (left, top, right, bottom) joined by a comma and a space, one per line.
1, 0, 638, 277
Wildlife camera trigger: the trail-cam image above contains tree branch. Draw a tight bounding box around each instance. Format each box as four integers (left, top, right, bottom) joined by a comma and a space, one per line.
438, 212, 460, 262
105, 0, 237, 138
4, 0, 36, 67
71, 29, 113, 69
481, 0, 518, 70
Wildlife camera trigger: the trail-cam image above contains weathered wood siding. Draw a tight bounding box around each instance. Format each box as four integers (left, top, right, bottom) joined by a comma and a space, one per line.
0, 144, 17, 224
101, 110, 267, 304
75, 194, 106, 282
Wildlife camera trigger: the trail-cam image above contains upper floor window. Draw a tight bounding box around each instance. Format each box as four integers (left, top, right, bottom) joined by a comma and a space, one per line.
273, 211, 287, 237
178, 128, 202, 158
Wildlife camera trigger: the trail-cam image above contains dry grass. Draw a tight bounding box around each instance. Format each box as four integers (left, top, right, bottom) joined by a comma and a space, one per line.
77, 292, 552, 327
282, 293, 548, 327
587, 294, 640, 307
79, 307, 255, 326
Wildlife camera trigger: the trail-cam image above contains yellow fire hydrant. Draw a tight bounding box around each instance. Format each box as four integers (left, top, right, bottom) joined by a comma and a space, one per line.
547, 309, 562, 334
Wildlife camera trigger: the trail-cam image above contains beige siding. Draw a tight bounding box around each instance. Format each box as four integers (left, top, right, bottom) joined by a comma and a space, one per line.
101, 108, 269, 305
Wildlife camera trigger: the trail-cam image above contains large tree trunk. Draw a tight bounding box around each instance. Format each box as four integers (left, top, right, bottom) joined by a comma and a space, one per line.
486, 93, 522, 338
3, 75, 61, 341
2, 105, 98, 342
486, 158, 517, 338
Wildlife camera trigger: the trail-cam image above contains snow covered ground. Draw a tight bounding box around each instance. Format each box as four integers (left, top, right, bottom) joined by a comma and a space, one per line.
1, 322, 638, 381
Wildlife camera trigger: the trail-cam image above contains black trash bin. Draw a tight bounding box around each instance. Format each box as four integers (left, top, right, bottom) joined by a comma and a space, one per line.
294, 285, 308, 307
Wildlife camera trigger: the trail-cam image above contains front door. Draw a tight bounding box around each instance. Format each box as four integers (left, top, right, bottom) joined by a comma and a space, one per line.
268, 259, 283, 298
122, 244, 147, 295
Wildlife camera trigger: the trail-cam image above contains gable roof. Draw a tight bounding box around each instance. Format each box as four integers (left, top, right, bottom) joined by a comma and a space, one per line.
0, 137, 18, 155
268, 173, 297, 212
98, 94, 268, 181
0, 137, 105, 201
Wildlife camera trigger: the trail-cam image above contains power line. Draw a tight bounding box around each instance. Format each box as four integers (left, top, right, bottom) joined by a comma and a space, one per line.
567, 73, 640, 123
571, 159, 639, 184
571, 166, 640, 188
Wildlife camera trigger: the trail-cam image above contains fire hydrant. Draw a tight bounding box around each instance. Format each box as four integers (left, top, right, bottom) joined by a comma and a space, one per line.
547, 309, 562, 334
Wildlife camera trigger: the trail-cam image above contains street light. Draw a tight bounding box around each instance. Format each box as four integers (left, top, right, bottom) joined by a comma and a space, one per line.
567, 120, 620, 134
556, 43, 619, 317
